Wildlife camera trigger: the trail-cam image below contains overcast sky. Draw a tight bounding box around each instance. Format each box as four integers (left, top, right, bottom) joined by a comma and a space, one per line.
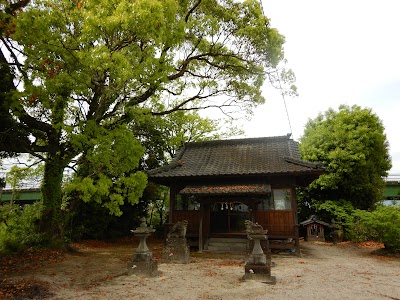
240, 0, 400, 175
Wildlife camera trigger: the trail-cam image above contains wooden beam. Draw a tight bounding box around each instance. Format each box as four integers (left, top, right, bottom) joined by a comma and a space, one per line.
169, 186, 176, 223
291, 183, 300, 254
198, 202, 204, 252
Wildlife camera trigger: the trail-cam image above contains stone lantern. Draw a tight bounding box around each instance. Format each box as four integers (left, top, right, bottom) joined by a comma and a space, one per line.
242, 220, 276, 284
127, 217, 159, 277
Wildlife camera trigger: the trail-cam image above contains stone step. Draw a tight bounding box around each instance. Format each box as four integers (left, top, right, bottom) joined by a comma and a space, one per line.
206, 238, 250, 252
208, 237, 248, 243
207, 245, 248, 252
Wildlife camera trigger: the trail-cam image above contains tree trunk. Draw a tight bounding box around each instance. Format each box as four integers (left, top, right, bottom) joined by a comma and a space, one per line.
41, 152, 66, 240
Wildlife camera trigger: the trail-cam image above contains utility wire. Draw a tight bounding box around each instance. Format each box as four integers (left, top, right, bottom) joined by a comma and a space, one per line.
259, 0, 293, 137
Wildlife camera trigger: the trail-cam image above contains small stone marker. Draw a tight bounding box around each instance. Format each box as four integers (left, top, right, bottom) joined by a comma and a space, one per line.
242, 220, 276, 284
127, 217, 160, 277
162, 220, 190, 263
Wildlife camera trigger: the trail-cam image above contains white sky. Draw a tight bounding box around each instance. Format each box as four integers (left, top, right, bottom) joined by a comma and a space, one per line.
240, 0, 400, 174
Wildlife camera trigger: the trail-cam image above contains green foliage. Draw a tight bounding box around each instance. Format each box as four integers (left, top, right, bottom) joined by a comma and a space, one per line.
350, 206, 400, 251
144, 182, 169, 229
1, 0, 290, 237
5, 164, 43, 201
0, 0, 32, 156
300, 105, 391, 210
63, 198, 147, 241
311, 199, 355, 240
0, 202, 45, 253
64, 125, 147, 216
301, 197, 400, 250
314, 199, 354, 226
7, 164, 42, 188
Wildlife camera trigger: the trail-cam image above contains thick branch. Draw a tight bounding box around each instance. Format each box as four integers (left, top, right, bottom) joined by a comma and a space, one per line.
7, 0, 31, 14
150, 90, 232, 116
1, 38, 29, 81
167, 51, 246, 82
151, 102, 238, 116
185, 0, 202, 23
0, 46, 56, 154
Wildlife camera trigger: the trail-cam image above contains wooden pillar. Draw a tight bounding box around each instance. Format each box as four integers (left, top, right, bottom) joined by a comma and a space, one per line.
251, 202, 256, 223
198, 202, 204, 252
291, 183, 300, 254
169, 186, 176, 223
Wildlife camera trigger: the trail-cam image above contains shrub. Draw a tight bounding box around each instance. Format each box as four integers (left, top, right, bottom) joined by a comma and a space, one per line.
63, 197, 147, 242
350, 206, 400, 251
313, 199, 355, 240
305, 198, 400, 251
0, 201, 46, 253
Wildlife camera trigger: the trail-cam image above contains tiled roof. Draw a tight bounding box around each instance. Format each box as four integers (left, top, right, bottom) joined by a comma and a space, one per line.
147, 134, 323, 179
300, 215, 330, 226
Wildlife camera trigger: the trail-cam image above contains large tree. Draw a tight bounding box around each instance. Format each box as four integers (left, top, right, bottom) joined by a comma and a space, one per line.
0, 0, 32, 158
299, 105, 392, 210
0, 0, 291, 237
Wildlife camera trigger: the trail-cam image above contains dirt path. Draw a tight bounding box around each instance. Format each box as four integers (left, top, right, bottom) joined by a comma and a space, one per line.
1, 241, 399, 300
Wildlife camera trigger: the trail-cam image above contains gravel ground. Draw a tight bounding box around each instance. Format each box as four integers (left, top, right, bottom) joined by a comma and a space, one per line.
3, 241, 400, 300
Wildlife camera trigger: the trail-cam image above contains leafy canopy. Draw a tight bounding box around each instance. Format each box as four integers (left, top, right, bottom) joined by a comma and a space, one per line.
299, 105, 391, 210
0, 0, 290, 221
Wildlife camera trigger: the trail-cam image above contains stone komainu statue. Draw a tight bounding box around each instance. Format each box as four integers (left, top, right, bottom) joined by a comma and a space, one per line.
168, 220, 188, 238
244, 220, 266, 235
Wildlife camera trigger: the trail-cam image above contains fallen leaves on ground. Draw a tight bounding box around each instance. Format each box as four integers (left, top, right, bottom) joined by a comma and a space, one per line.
216, 260, 243, 267
204, 270, 219, 277
0, 248, 65, 278
355, 241, 384, 249
68, 239, 112, 251
0, 278, 53, 300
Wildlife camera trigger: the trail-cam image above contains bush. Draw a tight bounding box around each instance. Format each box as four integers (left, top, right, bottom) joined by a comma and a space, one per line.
303, 198, 400, 251
350, 206, 400, 251
313, 199, 355, 240
0, 201, 46, 254
63, 197, 148, 242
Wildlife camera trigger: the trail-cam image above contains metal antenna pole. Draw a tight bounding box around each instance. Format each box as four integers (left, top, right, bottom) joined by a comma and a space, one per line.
259, 0, 293, 137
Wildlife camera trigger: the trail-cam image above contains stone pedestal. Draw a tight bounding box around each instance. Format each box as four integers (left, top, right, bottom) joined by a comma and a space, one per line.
128, 250, 159, 277
161, 220, 190, 263
162, 237, 190, 263
242, 221, 276, 284
127, 219, 160, 277
244, 263, 275, 282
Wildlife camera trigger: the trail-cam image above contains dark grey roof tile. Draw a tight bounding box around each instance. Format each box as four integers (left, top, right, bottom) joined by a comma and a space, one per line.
147, 135, 323, 178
